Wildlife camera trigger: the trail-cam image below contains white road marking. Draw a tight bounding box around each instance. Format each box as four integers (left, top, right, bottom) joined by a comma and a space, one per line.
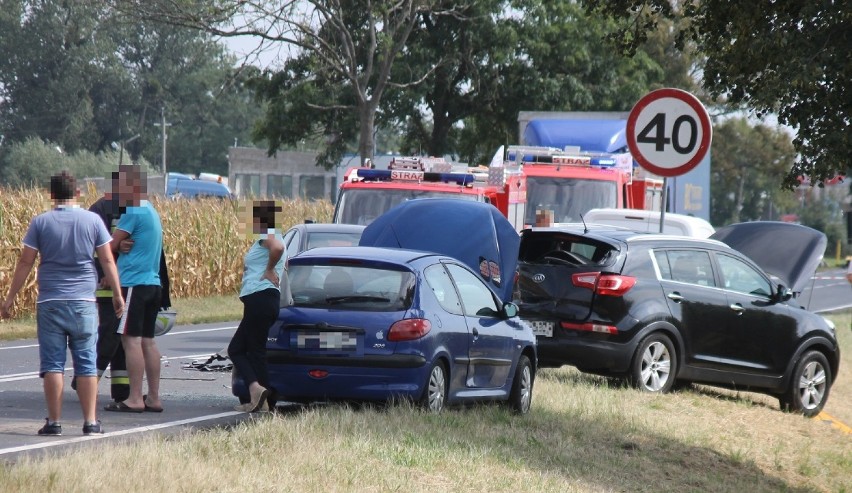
0, 325, 237, 352
162, 326, 237, 336
0, 411, 243, 456
0, 344, 39, 351
0, 353, 222, 383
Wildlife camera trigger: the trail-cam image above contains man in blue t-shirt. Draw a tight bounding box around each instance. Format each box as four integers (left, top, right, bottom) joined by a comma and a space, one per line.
1, 171, 124, 436
104, 165, 165, 414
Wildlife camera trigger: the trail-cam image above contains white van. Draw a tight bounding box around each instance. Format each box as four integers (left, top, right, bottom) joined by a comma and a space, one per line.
579, 208, 715, 238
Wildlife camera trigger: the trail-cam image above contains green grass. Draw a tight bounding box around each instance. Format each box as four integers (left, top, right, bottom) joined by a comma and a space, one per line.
0, 295, 243, 341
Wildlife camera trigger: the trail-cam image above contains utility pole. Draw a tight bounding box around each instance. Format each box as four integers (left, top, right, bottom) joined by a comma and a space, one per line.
117, 134, 141, 166
153, 107, 172, 195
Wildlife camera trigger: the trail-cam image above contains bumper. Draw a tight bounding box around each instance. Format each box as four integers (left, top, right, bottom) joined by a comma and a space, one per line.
535, 332, 635, 373
234, 350, 430, 403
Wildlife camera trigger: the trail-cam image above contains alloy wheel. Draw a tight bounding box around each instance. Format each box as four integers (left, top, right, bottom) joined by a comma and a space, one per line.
640, 341, 672, 392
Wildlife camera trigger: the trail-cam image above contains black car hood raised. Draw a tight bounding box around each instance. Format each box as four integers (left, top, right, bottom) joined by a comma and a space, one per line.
709, 221, 826, 293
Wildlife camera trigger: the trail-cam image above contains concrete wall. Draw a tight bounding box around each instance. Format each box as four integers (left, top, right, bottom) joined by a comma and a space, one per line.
227, 147, 342, 201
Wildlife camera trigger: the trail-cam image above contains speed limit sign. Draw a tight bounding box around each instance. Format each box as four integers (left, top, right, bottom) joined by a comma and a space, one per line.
626, 88, 712, 177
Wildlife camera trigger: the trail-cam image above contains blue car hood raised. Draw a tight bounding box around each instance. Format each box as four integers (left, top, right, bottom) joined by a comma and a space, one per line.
359, 198, 520, 302
710, 221, 826, 294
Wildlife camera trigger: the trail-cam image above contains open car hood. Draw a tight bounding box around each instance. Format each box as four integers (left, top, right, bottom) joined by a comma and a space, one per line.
359, 198, 520, 302
709, 221, 826, 293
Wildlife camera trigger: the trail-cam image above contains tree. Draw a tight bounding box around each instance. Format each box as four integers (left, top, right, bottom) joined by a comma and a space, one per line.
0, 2, 262, 177
709, 118, 799, 226
381, 0, 677, 164
106, 0, 442, 168
110, 22, 264, 175
1, 138, 153, 187
0, 1, 110, 153
581, 1, 852, 189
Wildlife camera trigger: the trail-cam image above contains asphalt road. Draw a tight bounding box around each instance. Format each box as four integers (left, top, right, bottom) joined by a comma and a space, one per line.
801, 268, 852, 313
0, 321, 250, 463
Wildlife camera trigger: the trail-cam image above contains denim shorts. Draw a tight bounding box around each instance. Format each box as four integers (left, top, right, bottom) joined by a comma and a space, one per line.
37, 300, 98, 377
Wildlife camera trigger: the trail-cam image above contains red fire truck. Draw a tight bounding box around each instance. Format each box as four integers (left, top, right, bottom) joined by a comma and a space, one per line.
332, 154, 527, 231
506, 145, 663, 226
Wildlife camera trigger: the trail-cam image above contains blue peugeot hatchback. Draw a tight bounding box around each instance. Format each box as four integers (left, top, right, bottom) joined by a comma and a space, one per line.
236, 199, 536, 413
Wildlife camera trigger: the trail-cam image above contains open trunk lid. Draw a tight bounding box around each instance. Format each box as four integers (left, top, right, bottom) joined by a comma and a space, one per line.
516, 229, 624, 322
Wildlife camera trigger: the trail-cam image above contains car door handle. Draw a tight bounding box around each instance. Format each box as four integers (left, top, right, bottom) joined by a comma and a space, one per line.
667, 292, 684, 302
729, 303, 744, 313
472, 327, 479, 338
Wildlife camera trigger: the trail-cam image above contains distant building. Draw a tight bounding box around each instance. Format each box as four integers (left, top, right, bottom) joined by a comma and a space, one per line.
227, 147, 400, 202
228, 147, 336, 200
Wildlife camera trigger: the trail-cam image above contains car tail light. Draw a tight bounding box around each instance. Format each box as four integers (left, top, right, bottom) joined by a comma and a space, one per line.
560, 321, 618, 334
308, 369, 329, 379
571, 272, 636, 296
388, 319, 432, 341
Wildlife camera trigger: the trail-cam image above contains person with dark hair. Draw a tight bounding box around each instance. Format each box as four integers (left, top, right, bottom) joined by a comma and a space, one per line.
74, 169, 172, 406
1, 170, 124, 436
104, 165, 165, 413
229, 200, 285, 412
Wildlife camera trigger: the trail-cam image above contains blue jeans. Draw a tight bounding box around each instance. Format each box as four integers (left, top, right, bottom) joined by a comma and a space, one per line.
37, 300, 98, 378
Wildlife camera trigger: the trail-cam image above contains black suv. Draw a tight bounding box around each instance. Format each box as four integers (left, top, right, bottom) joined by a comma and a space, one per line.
515, 222, 840, 416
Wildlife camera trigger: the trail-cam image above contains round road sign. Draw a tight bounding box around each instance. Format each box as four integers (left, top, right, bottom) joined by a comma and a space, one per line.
626, 88, 712, 177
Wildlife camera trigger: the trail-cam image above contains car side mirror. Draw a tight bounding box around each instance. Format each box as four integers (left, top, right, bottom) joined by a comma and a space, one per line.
503, 301, 519, 318
775, 284, 793, 302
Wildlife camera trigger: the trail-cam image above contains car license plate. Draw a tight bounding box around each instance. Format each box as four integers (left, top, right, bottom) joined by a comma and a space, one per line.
297, 330, 357, 351
528, 320, 554, 338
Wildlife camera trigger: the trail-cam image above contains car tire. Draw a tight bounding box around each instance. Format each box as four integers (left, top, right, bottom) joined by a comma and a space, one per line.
419, 360, 448, 413
779, 350, 831, 417
508, 354, 534, 414
629, 332, 677, 393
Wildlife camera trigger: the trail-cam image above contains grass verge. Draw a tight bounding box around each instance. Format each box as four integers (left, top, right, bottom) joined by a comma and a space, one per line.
0, 313, 850, 492
0, 295, 243, 341
2, 368, 850, 492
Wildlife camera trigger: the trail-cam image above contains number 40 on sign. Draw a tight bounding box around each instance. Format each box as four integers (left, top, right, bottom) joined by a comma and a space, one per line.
626, 88, 712, 178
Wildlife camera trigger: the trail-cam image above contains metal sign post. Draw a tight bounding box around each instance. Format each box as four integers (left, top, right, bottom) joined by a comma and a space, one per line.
626, 88, 712, 232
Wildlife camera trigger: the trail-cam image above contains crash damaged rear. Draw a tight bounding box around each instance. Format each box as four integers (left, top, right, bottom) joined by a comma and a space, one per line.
515, 229, 627, 342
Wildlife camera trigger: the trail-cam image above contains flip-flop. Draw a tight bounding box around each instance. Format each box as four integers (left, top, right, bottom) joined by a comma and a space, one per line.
144, 403, 164, 413
104, 401, 144, 413
142, 394, 164, 413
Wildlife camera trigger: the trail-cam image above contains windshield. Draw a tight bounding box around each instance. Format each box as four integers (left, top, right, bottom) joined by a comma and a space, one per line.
289, 263, 415, 311
525, 176, 617, 224
334, 189, 479, 225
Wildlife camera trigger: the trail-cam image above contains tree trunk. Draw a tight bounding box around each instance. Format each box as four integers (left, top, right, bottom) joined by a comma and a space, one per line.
358, 103, 376, 166
733, 172, 745, 223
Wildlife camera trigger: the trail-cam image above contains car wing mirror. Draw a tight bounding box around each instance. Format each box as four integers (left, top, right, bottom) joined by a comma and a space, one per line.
503, 301, 519, 318
775, 284, 793, 302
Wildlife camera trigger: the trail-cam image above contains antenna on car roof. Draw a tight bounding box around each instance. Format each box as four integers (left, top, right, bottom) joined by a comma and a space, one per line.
580, 213, 588, 234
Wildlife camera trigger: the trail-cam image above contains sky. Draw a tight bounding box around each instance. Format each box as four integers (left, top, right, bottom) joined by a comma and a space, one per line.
220, 35, 286, 69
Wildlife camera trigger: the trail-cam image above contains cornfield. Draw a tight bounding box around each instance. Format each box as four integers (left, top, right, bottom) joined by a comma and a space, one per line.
0, 184, 333, 318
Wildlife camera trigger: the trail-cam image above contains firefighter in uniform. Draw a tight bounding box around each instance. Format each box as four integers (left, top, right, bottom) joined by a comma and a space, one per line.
73, 190, 171, 402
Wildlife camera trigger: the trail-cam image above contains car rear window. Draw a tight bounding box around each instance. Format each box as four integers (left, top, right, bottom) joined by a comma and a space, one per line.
519, 233, 619, 267
289, 263, 414, 311
306, 232, 363, 249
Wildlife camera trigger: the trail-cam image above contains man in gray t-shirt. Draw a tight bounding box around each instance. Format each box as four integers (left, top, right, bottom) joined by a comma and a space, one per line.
1, 171, 124, 436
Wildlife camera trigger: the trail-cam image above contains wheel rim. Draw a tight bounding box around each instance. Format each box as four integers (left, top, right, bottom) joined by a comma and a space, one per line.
426, 365, 446, 412
519, 364, 532, 412
797, 360, 827, 410
640, 341, 671, 391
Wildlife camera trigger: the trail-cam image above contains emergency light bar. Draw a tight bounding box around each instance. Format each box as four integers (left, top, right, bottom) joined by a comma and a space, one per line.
506, 145, 616, 167
388, 156, 452, 173
356, 168, 475, 186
